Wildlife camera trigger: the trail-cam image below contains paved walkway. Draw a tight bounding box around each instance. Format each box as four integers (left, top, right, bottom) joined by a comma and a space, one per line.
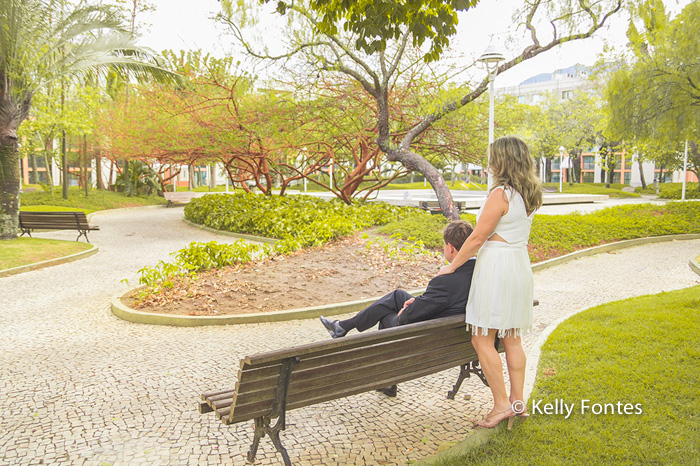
1, 207, 698, 466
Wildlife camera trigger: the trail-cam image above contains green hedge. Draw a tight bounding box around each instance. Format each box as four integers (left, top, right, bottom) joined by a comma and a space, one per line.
380, 202, 700, 262
137, 193, 415, 289
658, 183, 700, 199
184, 193, 413, 251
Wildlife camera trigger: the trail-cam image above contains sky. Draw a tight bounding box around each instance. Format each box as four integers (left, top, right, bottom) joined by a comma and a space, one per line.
136, 0, 688, 88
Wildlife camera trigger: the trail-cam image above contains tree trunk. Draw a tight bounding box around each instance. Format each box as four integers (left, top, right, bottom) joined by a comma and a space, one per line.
188, 164, 198, 189
95, 151, 103, 190
30, 154, 38, 184
62, 129, 68, 199
123, 159, 131, 195
209, 164, 216, 190
0, 135, 20, 240
387, 147, 459, 220
638, 157, 646, 189
83, 134, 89, 196
43, 143, 54, 195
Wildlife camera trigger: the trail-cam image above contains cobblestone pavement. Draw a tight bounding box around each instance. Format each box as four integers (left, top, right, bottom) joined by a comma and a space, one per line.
1, 207, 698, 466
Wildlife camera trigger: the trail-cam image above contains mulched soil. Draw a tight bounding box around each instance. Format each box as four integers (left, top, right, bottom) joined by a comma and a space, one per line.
124, 230, 446, 316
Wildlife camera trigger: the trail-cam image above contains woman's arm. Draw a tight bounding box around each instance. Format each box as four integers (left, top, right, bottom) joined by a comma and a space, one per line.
437, 188, 508, 275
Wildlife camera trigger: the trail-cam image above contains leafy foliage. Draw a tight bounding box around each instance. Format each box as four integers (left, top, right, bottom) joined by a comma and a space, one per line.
183, 192, 412, 240
605, 0, 700, 184
382, 202, 700, 261
223, 0, 479, 62
136, 192, 415, 291
656, 183, 700, 200
115, 160, 161, 196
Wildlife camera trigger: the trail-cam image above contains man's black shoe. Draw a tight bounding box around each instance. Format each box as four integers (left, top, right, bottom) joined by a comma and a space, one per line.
320, 316, 346, 338
376, 385, 398, 397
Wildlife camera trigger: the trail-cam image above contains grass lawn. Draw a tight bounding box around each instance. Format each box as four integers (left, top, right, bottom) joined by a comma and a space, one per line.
542, 182, 640, 198
0, 237, 92, 270
19, 205, 92, 214
20, 187, 166, 212
430, 285, 700, 466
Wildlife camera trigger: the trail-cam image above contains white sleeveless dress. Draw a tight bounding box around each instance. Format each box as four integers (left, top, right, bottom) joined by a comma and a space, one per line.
465, 186, 535, 338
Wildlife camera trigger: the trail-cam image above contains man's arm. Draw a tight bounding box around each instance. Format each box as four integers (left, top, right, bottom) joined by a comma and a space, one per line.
396, 276, 451, 325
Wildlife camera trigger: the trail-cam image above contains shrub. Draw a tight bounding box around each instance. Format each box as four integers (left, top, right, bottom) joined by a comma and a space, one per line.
184, 193, 413, 240
383, 202, 700, 262
658, 182, 700, 199
137, 193, 415, 292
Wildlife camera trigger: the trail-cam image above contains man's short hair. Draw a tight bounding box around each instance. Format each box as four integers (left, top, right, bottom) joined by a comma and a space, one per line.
443, 220, 473, 250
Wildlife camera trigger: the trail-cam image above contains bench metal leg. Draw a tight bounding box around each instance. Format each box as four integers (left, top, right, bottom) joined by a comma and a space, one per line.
447, 364, 470, 400
247, 416, 291, 466
246, 357, 298, 465
76, 229, 90, 243
447, 360, 490, 399
247, 418, 265, 463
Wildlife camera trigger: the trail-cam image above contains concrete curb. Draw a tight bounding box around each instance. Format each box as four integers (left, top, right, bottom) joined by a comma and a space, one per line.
180, 219, 278, 244
690, 255, 700, 277
0, 244, 98, 278
111, 287, 426, 327
111, 233, 700, 328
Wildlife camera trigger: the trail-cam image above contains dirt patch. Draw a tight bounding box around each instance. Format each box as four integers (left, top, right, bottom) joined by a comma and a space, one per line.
124, 230, 446, 316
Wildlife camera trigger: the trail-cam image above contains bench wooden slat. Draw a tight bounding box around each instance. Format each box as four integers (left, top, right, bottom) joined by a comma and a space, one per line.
244, 315, 465, 368
230, 339, 475, 418
235, 326, 469, 394
225, 350, 476, 424
202, 331, 475, 422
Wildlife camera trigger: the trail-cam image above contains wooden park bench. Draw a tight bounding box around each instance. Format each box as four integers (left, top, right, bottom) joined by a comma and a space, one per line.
163, 191, 199, 207
199, 301, 538, 465
19, 211, 99, 243
419, 200, 465, 214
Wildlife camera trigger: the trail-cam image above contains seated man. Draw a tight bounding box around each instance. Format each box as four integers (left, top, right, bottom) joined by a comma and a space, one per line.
320, 220, 476, 395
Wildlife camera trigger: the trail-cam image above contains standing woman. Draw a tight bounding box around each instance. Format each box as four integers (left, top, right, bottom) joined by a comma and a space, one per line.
438, 136, 542, 429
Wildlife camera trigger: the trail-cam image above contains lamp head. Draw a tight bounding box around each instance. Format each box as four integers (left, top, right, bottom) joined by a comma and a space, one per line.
558, 146, 566, 155
478, 45, 505, 64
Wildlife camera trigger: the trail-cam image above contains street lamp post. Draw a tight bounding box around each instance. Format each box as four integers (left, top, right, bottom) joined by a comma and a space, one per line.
478, 45, 505, 190
558, 146, 566, 193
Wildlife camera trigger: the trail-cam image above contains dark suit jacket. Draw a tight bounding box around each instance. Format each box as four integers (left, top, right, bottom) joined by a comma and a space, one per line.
397, 259, 475, 326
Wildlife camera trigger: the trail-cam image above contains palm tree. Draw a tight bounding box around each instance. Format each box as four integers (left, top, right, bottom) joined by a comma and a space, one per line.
0, 0, 176, 239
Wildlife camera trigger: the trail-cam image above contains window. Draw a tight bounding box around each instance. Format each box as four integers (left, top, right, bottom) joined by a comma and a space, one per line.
518, 95, 526, 104
582, 172, 594, 183
612, 172, 621, 184
582, 156, 595, 170
562, 90, 573, 100
551, 173, 561, 183
551, 159, 560, 169
532, 94, 542, 104
624, 172, 631, 184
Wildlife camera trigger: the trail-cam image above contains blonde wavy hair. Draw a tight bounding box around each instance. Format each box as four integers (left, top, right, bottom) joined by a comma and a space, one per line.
488, 136, 543, 214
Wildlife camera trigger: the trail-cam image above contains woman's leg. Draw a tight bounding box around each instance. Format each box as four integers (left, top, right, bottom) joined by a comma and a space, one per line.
471, 329, 510, 415
502, 334, 526, 410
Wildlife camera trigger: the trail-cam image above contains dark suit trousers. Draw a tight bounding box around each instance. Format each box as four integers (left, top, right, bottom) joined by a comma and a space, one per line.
339, 289, 414, 332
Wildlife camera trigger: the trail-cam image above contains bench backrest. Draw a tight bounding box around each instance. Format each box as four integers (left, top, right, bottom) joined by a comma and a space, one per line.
164, 192, 197, 201
19, 211, 92, 230
217, 315, 495, 425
